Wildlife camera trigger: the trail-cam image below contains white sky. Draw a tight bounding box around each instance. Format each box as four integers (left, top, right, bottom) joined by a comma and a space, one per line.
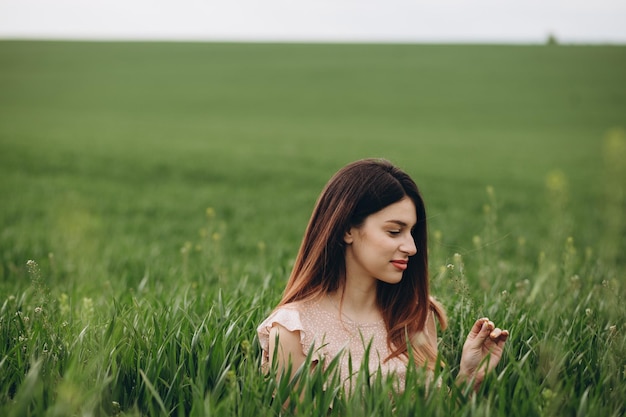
1, 0, 625, 43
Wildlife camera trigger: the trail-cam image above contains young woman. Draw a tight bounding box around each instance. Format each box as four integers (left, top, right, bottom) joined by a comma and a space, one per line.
257, 159, 509, 391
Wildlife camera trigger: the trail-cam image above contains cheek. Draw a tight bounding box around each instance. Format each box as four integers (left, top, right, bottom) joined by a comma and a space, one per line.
367, 235, 394, 253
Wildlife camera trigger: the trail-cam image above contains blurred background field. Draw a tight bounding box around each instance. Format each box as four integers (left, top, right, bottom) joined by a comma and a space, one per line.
0, 41, 625, 416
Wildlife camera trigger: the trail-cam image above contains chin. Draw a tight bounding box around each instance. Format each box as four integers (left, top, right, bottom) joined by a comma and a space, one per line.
378, 276, 404, 285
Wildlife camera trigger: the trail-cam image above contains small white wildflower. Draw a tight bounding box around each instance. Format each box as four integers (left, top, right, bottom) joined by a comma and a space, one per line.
34, 307, 43, 314
26, 259, 41, 281
585, 308, 592, 316
446, 264, 454, 270
501, 290, 508, 297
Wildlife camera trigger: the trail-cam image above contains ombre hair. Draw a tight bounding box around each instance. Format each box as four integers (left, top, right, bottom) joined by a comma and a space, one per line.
277, 158, 447, 366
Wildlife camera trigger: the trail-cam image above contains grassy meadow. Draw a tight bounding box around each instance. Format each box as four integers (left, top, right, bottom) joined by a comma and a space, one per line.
0, 41, 625, 416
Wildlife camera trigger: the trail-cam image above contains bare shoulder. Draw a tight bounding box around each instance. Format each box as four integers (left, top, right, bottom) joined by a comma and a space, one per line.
268, 323, 306, 371
269, 323, 302, 348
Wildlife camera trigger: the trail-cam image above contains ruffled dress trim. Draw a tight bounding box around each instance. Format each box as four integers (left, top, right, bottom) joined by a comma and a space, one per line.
257, 302, 326, 371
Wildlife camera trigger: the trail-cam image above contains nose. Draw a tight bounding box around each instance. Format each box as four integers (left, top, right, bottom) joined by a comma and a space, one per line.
400, 236, 417, 256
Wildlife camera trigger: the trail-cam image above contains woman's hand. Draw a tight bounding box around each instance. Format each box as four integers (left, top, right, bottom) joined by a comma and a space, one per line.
457, 317, 509, 389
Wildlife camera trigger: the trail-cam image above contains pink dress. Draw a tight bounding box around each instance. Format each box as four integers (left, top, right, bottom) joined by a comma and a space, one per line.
257, 299, 431, 390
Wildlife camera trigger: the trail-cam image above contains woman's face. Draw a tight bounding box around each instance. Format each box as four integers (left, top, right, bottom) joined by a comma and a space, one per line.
343, 197, 418, 285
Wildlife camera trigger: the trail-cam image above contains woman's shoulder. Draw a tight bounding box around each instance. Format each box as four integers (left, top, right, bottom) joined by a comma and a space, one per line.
257, 298, 328, 367
257, 299, 319, 337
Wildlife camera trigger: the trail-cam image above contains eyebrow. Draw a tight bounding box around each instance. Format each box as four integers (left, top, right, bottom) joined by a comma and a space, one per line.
385, 220, 416, 228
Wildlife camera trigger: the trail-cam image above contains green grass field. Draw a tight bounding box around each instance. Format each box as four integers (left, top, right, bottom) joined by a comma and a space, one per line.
0, 41, 625, 416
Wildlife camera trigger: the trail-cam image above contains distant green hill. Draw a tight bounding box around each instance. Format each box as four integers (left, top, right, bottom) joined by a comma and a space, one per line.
1, 41, 624, 273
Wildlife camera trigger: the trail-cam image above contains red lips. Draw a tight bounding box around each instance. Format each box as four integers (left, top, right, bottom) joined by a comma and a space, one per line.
390, 260, 408, 271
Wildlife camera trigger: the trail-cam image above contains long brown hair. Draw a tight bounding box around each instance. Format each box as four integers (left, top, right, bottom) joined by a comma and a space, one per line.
277, 159, 447, 365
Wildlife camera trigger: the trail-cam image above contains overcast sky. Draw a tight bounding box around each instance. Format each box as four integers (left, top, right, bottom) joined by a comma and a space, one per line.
1, 0, 625, 43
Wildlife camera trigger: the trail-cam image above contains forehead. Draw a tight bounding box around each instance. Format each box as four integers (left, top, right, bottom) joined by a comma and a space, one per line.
368, 197, 417, 225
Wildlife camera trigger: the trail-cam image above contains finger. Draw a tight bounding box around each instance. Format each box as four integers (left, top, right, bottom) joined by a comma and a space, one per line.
473, 317, 490, 333
489, 328, 503, 339
480, 319, 495, 331
471, 318, 492, 343
496, 330, 509, 347
486, 329, 509, 350
467, 318, 484, 338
